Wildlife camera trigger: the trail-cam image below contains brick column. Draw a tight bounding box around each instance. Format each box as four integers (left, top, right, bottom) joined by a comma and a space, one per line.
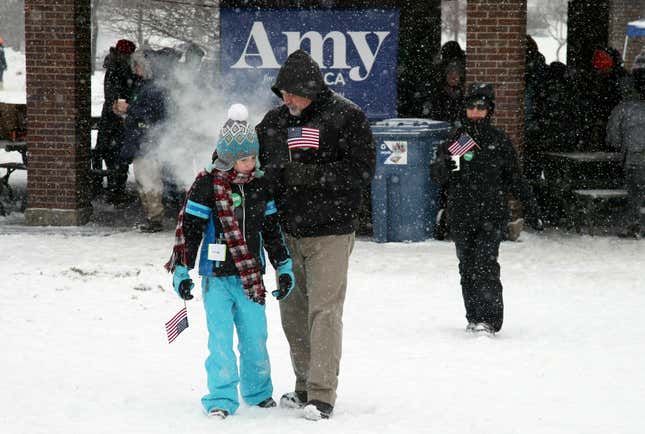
466, 0, 526, 153
24, 0, 92, 226
609, 0, 645, 70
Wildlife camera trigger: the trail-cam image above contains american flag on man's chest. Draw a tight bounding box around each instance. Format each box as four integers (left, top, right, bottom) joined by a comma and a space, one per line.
287, 127, 320, 150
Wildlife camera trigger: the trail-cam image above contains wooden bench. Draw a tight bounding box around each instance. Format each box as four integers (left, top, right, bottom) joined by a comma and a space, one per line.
572, 189, 628, 235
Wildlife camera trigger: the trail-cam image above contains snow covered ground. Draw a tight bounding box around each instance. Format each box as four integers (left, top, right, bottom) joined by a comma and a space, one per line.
0, 226, 643, 434
2, 26, 644, 434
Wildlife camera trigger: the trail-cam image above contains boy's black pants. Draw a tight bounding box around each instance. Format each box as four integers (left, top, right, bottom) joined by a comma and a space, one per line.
453, 223, 504, 332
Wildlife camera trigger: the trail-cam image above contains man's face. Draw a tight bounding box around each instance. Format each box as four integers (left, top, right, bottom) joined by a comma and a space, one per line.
466, 100, 489, 120
133, 62, 145, 78
446, 70, 461, 88
280, 90, 312, 117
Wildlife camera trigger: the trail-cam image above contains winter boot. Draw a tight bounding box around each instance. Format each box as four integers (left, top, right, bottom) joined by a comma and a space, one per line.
303, 400, 333, 421
280, 391, 307, 409
257, 397, 277, 408
472, 322, 495, 335
207, 408, 229, 419
138, 219, 163, 233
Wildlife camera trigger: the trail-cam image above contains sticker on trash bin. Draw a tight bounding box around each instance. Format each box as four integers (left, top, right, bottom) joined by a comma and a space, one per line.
380, 141, 408, 165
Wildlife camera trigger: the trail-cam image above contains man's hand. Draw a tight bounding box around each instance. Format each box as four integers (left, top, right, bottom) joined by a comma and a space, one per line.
445, 156, 458, 171
272, 259, 295, 301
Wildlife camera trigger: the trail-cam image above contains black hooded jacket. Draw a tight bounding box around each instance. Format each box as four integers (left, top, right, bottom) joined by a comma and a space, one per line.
256, 50, 376, 237
430, 118, 539, 233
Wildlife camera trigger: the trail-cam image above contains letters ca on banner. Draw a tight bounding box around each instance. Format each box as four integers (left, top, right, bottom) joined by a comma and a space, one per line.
220, 9, 400, 119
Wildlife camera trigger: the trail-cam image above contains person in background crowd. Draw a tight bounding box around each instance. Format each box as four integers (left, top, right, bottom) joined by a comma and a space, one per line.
425, 60, 465, 240
606, 59, 645, 239
96, 39, 137, 206
523, 35, 548, 180
0, 36, 7, 90
115, 49, 168, 232
166, 104, 294, 419
579, 47, 627, 151
437, 41, 466, 76
430, 83, 543, 336
527, 61, 581, 225
425, 61, 465, 125
256, 49, 375, 420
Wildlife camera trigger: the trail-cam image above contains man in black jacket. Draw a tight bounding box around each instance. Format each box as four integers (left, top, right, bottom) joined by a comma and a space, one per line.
256, 49, 375, 420
430, 83, 542, 335
96, 39, 137, 205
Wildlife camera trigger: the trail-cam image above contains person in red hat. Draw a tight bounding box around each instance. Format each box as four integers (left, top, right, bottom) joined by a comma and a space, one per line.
0, 36, 7, 90
94, 39, 138, 205
579, 47, 628, 151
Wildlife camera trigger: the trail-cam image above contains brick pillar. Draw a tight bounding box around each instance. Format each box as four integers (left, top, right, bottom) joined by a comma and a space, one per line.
466, 0, 526, 153
609, 0, 645, 70
24, 0, 92, 226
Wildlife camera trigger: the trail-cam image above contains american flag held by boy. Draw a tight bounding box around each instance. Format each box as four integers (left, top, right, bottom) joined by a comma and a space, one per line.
448, 132, 480, 156
165, 306, 189, 343
287, 127, 320, 150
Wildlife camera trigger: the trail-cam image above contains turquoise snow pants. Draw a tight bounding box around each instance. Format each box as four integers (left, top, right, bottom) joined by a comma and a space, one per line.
200, 275, 272, 415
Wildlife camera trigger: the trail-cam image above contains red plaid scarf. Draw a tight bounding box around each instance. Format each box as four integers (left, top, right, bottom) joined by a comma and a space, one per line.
165, 168, 266, 304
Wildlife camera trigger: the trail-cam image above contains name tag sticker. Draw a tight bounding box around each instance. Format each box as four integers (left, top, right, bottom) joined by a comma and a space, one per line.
207, 244, 227, 261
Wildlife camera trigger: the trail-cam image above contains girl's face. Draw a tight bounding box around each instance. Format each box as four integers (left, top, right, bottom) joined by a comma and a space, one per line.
234, 155, 256, 174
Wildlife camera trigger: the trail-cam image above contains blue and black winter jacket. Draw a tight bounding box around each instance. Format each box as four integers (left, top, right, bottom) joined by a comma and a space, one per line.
182, 172, 290, 277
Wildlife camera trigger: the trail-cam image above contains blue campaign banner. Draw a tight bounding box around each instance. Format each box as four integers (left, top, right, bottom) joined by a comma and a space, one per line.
220, 8, 400, 119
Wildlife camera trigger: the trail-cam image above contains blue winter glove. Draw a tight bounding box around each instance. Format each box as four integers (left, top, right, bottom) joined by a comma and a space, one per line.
273, 259, 295, 301
172, 265, 194, 300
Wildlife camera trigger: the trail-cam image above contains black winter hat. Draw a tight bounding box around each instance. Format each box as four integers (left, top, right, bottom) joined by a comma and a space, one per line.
271, 49, 325, 101
465, 82, 495, 112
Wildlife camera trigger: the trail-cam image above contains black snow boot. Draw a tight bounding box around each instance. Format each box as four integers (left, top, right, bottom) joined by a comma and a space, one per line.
303, 400, 333, 420
280, 391, 307, 409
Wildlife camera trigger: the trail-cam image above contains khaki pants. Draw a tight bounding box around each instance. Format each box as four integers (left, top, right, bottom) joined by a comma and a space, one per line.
280, 233, 355, 406
132, 155, 163, 223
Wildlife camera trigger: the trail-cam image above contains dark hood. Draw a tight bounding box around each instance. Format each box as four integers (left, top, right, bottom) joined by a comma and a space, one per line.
271, 49, 326, 101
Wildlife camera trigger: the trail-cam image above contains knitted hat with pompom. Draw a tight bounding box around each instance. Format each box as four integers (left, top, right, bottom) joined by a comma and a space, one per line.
213, 104, 259, 171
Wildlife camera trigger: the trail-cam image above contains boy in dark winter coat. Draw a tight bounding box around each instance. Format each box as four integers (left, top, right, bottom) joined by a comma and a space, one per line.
430, 83, 543, 335
166, 104, 294, 419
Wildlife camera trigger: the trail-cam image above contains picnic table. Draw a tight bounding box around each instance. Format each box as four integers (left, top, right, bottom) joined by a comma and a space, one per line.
540, 151, 626, 233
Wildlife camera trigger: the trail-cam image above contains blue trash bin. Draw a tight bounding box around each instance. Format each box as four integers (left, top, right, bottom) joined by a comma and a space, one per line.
371, 118, 452, 242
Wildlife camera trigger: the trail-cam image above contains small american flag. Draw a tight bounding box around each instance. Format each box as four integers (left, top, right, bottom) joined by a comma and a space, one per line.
287, 127, 320, 150
448, 133, 479, 156
165, 306, 189, 344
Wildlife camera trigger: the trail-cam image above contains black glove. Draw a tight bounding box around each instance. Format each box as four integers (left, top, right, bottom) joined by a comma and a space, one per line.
173, 265, 194, 300
273, 274, 294, 301
525, 215, 544, 231
178, 280, 194, 300
284, 162, 319, 186
444, 156, 458, 171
